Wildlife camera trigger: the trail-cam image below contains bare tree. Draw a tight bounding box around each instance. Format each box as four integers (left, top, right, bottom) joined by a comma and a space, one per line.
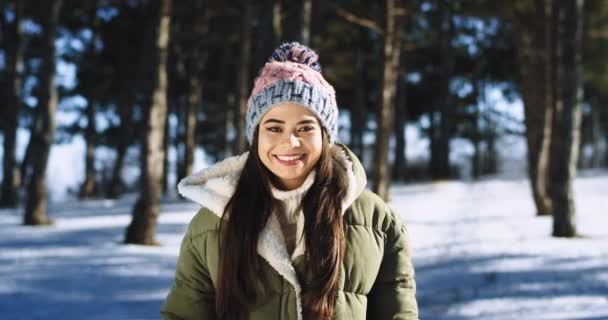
79, 1, 101, 199
23, 0, 63, 225
514, 0, 554, 216
429, 0, 453, 180
254, 0, 279, 71
351, 35, 367, 159
300, 0, 312, 45
235, 0, 252, 153
107, 2, 142, 199
125, 0, 172, 245
0, 0, 25, 208
393, 35, 408, 182
550, 0, 584, 237
373, 0, 403, 200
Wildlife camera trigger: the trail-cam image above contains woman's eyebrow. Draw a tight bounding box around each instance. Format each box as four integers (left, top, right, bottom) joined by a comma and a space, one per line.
262, 118, 317, 125
263, 119, 285, 124
297, 119, 317, 125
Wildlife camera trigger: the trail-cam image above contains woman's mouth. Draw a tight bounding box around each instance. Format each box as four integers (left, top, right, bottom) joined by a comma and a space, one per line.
274, 154, 304, 165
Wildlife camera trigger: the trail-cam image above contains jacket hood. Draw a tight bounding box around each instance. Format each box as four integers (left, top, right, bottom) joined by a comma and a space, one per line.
176, 143, 367, 217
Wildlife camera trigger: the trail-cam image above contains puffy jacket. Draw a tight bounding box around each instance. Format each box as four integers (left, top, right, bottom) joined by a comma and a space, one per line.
161, 144, 419, 320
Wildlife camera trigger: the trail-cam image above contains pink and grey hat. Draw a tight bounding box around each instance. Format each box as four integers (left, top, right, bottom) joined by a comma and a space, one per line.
246, 42, 339, 144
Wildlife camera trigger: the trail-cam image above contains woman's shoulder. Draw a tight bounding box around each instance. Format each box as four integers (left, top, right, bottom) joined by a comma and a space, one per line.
345, 189, 404, 234
186, 207, 222, 238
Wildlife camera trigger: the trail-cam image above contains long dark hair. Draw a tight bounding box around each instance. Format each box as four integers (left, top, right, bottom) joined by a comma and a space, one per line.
216, 127, 348, 320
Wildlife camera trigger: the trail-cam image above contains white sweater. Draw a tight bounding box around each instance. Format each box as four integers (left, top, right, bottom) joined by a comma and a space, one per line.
270, 170, 315, 261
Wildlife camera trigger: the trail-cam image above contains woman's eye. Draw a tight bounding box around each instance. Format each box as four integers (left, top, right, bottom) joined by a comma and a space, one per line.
266, 127, 281, 133
299, 126, 315, 132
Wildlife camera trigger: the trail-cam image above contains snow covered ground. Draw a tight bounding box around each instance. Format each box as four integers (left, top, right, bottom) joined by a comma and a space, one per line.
1, 171, 607, 319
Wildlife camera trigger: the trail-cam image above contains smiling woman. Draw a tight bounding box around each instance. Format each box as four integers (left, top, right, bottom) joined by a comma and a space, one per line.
163, 42, 419, 320
258, 103, 323, 190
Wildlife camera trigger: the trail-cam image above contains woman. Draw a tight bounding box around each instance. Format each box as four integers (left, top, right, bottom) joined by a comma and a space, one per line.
161, 42, 418, 320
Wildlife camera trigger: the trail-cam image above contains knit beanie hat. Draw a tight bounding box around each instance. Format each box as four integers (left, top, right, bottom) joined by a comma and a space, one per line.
246, 42, 339, 144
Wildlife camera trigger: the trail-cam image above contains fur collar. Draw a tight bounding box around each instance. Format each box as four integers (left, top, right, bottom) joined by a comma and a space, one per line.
177, 144, 367, 320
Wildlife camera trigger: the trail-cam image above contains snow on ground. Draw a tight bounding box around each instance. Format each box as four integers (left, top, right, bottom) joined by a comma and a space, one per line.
392, 170, 608, 320
1, 172, 607, 319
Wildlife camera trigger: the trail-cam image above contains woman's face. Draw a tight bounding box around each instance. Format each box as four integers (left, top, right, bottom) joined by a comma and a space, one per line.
257, 103, 323, 190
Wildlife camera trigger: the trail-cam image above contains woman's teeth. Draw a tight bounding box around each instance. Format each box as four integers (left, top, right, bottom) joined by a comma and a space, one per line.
276, 155, 303, 161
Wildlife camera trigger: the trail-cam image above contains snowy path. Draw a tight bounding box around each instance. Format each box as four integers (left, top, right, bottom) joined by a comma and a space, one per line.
1, 173, 607, 319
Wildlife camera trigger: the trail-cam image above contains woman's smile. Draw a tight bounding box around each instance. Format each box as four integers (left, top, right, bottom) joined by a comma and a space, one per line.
274, 154, 305, 165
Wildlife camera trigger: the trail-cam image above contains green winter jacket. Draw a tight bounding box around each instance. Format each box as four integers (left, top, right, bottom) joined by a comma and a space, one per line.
161, 144, 418, 320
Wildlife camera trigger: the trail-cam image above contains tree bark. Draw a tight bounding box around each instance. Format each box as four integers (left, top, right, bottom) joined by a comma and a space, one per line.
125, 0, 172, 245
514, 0, 554, 216
550, 0, 584, 238
235, 0, 252, 153
373, 0, 402, 201
1, 0, 24, 208
23, 0, 63, 225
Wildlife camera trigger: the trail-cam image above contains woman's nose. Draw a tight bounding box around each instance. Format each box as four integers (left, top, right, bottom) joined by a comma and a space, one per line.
288, 133, 301, 147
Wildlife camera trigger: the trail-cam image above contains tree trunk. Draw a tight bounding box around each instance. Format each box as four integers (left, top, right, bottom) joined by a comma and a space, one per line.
107, 139, 127, 198
598, 97, 608, 168
284, 0, 312, 45
106, 4, 138, 199
589, 99, 603, 168
80, 3, 101, 199
351, 38, 367, 159
80, 101, 97, 198
301, 0, 312, 45
514, 0, 554, 216
393, 52, 407, 182
235, 0, 252, 153
430, 0, 452, 180
273, 0, 282, 42
471, 81, 482, 181
254, 0, 278, 72
174, 1, 209, 180
0, 0, 24, 208
162, 103, 170, 194
125, 0, 172, 245
483, 122, 498, 175
24, 0, 63, 226
550, 0, 584, 238
183, 75, 199, 179
373, 0, 402, 201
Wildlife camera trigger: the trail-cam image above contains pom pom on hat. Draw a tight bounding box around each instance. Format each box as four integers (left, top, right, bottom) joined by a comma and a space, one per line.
269, 42, 322, 72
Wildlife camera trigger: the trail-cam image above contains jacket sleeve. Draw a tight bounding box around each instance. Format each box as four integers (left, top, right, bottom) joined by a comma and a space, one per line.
161, 226, 217, 319
367, 210, 419, 320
